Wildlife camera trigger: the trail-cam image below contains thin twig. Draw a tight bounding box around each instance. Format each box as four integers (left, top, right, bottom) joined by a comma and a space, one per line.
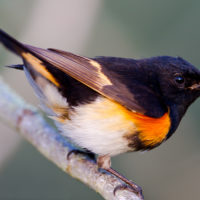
0, 77, 142, 200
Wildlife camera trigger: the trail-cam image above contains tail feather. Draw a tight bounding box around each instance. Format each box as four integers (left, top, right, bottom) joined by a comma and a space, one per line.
5, 64, 24, 70
0, 29, 27, 56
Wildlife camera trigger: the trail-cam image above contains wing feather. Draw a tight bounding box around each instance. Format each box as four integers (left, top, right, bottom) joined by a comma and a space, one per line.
22, 45, 144, 113
0, 29, 165, 116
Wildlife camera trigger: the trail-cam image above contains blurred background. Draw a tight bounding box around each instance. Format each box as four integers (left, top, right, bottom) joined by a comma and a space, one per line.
0, 0, 200, 199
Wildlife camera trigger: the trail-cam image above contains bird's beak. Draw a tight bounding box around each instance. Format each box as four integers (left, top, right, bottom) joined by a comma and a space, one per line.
188, 83, 200, 90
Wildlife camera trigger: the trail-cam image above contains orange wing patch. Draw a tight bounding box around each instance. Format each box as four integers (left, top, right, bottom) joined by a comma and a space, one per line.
22, 52, 59, 87
89, 60, 112, 87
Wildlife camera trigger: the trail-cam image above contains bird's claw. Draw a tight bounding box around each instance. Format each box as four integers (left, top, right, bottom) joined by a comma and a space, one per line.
67, 149, 96, 161
114, 183, 144, 200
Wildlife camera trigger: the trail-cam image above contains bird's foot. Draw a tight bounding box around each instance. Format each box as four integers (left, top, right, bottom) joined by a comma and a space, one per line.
105, 167, 143, 199
97, 155, 144, 199
114, 182, 144, 200
67, 149, 96, 161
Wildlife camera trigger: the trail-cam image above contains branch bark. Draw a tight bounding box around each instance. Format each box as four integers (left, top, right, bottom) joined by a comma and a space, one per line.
0, 77, 142, 200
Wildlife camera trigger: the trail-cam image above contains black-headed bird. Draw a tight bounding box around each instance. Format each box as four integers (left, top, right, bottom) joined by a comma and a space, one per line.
1, 29, 200, 199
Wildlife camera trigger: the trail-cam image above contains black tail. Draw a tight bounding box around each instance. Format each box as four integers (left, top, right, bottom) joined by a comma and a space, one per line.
5, 64, 24, 70
0, 29, 27, 56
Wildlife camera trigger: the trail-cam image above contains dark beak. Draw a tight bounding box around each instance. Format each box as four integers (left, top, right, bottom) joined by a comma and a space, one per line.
189, 83, 200, 90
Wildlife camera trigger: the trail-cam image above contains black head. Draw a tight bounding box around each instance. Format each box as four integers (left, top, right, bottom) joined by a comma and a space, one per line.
142, 56, 200, 136
95, 56, 200, 123
152, 57, 200, 105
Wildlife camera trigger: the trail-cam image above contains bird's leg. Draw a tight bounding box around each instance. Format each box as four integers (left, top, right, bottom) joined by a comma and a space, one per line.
97, 155, 144, 200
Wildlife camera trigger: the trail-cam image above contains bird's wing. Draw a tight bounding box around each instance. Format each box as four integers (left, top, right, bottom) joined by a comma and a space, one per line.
0, 29, 166, 117
24, 46, 145, 113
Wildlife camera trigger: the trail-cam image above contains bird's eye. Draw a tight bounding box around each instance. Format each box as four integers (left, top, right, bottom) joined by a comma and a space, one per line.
174, 75, 185, 84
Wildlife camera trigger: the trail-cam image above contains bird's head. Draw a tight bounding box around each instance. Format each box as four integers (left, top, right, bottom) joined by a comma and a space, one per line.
145, 56, 200, 136
153, 56, 200, 110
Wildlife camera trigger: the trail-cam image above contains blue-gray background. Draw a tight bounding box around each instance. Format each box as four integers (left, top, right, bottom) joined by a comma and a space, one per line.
0, 0, 200, 199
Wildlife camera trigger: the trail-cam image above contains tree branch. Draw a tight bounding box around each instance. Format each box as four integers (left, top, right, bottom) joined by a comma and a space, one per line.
0, 77, 142, 200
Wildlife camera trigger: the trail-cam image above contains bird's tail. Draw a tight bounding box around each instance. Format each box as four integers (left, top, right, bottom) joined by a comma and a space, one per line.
0, 29, 28, 56
0, 29, 64, 119
5, 64, 24, 70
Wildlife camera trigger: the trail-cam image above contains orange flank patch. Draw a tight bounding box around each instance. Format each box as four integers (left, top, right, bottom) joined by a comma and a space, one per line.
97, 98, 171, 147
22, 52, 59, 87
116, 102, 171, 147
130, 111, 170, 147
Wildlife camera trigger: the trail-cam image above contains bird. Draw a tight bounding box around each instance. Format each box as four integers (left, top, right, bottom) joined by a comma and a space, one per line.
1, 29, 200, 199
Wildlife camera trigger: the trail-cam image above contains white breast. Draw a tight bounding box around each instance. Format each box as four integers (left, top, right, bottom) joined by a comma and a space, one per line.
60, 97, 136, 156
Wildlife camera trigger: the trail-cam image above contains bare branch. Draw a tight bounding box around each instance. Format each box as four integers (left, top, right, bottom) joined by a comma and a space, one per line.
0, 77, 142, 200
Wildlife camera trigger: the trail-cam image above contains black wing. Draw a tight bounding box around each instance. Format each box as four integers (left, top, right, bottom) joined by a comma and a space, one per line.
0, 29, 166, 117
